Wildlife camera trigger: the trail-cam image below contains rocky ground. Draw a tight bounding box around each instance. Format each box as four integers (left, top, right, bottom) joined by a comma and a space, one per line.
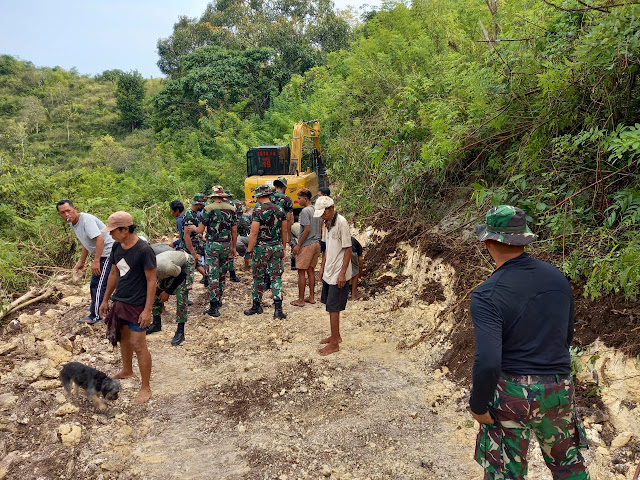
0, 232, 639, 480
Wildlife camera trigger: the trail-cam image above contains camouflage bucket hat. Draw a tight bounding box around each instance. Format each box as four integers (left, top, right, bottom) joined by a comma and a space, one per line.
192, 193, 207, 205
475, 205, 538, 246
208, 185, 230, 198
273, 176, 287, 188
253, 184, 273, 198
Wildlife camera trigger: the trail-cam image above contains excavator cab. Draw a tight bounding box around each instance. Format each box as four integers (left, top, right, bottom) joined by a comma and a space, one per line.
246, 146, 290, 177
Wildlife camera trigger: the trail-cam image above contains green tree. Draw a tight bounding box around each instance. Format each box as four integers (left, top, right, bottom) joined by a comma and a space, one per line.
115, 71, 145, 132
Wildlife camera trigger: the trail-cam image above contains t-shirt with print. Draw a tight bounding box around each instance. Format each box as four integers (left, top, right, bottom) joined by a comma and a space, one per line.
182, 208, 204, 255
322, 213, 353, 285
70, 213, 114, 258
109, 238, 157, 306
299, 205, 321, 247
252, 202, 285, 245
201, 202, 237, 242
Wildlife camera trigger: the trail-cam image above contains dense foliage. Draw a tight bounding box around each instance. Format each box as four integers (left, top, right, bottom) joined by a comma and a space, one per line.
2, 0, 640, 304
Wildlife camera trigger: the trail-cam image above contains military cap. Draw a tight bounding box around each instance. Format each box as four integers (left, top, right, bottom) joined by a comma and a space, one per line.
224, 189, 234, 198
475, 205, 538, 246
208, 185, 230, 198
273, 176, 288, 188
192, 193, 207, 205
253, 184, 273, 198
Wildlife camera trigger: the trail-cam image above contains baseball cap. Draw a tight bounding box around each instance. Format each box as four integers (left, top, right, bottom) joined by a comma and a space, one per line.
192, 193, 207, 205
274, 176, 288, 188
101, 211, 134, 232
313, 196, 334, 217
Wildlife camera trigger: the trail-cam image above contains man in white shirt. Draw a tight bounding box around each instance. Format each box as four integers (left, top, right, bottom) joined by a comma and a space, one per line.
56, 200, 114, 324
315, 196, 352, 356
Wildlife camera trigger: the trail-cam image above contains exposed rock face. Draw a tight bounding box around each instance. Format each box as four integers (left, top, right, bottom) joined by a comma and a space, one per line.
58, 423, 82, 446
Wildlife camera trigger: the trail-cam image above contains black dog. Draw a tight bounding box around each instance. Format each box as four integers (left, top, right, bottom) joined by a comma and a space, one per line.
59, 362, 120, 411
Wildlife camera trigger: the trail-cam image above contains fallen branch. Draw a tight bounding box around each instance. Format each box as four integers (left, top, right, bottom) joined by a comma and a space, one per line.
0, 287, 55, 322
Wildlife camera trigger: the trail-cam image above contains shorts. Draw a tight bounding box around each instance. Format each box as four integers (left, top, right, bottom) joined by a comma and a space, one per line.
296, 242, 321, 270
123, 320, 147, 332
321, 280, 350, 312
351, 251, 361, 277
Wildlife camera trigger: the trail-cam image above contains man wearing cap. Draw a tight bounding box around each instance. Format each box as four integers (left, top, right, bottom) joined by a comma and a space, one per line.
197, 186, 238, 317
98, 211, 156, 405
244, 184, 288, 318
224, 190, 243, 282
182, 193, 208, 289
56, 200, 114, 324
316, 196, 353, 356
470, 205, 589, 479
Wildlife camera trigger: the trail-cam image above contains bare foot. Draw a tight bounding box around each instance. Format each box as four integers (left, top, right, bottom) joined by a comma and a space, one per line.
352, 294, 363, 301
304, 297, 316, 304
318, 343, 339, 356
319, 336, 342, 344
290, 299, 306, 307
133, 388, 152, 404
111, 370, 135, 379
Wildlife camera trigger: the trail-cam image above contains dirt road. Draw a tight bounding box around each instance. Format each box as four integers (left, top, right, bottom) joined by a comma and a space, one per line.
1, 243, 637, 479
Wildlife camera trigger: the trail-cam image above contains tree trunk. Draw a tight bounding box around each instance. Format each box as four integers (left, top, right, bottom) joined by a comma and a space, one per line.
66, 118, 70, 142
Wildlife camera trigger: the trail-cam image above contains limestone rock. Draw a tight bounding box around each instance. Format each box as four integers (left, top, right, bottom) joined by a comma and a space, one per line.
0, 343, 17, 356
0, 395, 17, 412
58, 337, 73, 352
32, 323, 55, 341
16, 313, 41, 326
0, 451, 20, 480
55, 403, 79, 416
14, 359, 49, 381
31, 379, 61, 391
611, 431, 633, 448
60, 295, 85, 307
37, 340, 71, 365
41, 367, 60, 379
58, 423, 82, 446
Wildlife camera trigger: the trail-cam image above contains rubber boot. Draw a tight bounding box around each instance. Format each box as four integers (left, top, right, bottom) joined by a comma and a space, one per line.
229, 269, 240, 282
204, 300, 220, 317
171, 323, 185, 346
244, 300, 263, 316
146, 315, 162, 334
273, 299, 287, 319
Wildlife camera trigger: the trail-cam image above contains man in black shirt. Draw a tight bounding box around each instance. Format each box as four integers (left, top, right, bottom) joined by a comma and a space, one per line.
469, 205, 589, 479
99, 211, 157, 405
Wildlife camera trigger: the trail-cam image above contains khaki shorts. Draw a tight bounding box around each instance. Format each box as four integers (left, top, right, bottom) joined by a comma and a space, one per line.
295, 242, 321, 270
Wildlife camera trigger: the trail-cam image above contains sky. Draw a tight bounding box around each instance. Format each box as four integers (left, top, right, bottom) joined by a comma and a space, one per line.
0, 0, 381, 79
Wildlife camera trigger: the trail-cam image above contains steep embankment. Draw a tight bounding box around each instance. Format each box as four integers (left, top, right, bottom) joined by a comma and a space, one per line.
0, 225, 639, 479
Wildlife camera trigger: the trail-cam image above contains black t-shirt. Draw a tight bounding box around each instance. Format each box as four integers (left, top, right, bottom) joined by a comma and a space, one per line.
351, 237, 363, 256
109, 238, 157, 306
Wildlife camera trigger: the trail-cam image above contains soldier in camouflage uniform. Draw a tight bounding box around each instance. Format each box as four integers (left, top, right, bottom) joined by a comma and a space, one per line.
182, 193, 207, 288
244, 184, 288, 319
148, 250, 194, 346
225, 190, 243, 282
197, 186, 237, 317
271, 176, 294, 269
469, 205, 589, 480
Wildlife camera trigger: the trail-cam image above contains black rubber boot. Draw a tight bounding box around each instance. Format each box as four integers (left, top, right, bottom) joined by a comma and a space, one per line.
229, 269, 240, 282
244, 300, 263, 316
204, 300, 220, 317
200, 275, 210, 287
273, 299, 287, 319
146, 315, 162, 334
171, 323, 185, 346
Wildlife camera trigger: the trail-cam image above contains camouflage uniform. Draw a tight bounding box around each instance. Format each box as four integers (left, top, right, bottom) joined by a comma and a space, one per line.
225, 191, 244, 277
151, 257, 195, 324
202, 201, 237, 303
183, 206, 205, 289
270, 190, 293, 217
475, 377, 589, 480
237, 214, 252, 237
250, 201, 285, 301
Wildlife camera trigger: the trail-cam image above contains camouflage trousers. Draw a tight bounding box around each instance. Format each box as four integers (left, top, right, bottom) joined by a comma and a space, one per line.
185, 253, 196, 289
151, 271, 192, 324
475, 377, 590, 480
251, 243, 283, 301
206, 241, 230, 303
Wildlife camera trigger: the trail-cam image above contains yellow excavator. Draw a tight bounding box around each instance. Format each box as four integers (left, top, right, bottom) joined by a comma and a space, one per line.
244, 120, 328, 211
